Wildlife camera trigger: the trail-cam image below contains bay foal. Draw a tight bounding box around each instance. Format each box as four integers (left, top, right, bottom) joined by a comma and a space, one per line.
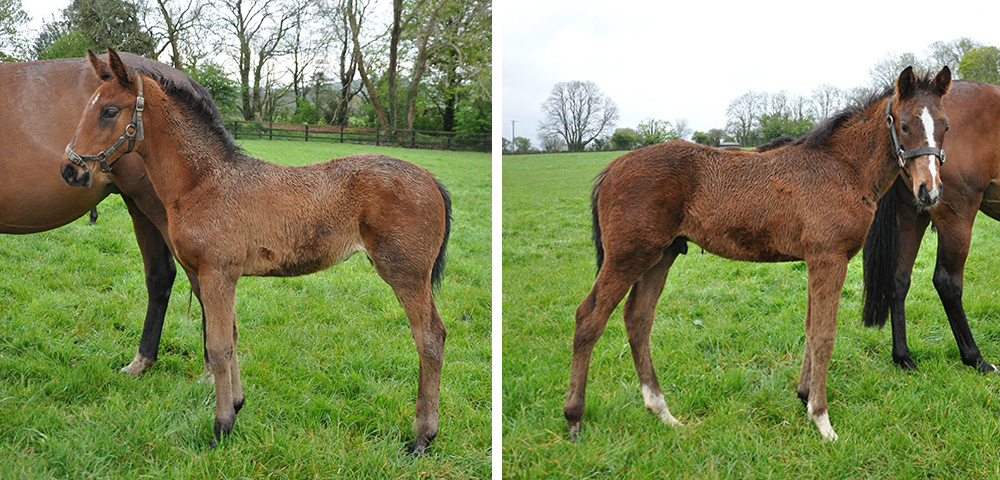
63, 49, 451, 454
566, 66, 952, 441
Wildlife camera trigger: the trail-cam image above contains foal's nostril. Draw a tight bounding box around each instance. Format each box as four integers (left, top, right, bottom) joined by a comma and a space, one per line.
61, 163, 91, 188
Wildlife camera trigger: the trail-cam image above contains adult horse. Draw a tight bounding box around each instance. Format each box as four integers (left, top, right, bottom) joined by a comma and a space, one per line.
62, 49, 452, 454
0, 53, 209, 375
863, 80, 1000, 374
565, 66, 952, 442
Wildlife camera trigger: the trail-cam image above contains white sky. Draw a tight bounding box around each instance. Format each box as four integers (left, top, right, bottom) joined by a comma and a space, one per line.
501, 0, 1000, 144
22, 0, 67, 31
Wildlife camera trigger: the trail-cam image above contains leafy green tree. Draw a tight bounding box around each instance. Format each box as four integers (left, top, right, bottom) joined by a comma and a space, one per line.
186, 61, 240, 116
0, 0, 29, 60
611, 128, 641, 151
692, 131, 716, 147
637, 118, 675, 146
759, 114, 813, 144
958, 46, 1000, 84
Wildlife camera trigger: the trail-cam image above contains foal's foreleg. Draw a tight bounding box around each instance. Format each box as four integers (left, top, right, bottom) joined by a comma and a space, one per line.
802, 257, 848, 441
623, 252, 680, 426
199, 270, 241, 447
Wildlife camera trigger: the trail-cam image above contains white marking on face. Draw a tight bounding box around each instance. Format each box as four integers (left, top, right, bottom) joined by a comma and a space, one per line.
641, 384, 682, 426
920, 107, 941, 191
921, 107, 937, 148
89, 92, 101, 107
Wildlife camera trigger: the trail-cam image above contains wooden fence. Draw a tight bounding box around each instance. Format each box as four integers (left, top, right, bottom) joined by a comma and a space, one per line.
227, 121, 491, 152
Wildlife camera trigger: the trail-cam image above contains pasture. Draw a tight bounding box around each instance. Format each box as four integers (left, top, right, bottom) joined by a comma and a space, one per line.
0, 141, 490, 478
503, 151, 1000, 478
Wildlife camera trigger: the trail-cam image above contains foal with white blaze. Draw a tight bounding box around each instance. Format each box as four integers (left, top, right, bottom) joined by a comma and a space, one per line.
565, 66, 951, 442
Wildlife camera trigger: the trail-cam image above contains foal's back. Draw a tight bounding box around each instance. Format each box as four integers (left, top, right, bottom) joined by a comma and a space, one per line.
207, 153, 447, 278
599, 140, 869, 263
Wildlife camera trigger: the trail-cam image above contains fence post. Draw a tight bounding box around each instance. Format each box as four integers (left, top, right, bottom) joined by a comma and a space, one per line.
305, 124, 309, 142
340, 127, 344, 144
376, 128, 380, 146
232, 121, 238, 140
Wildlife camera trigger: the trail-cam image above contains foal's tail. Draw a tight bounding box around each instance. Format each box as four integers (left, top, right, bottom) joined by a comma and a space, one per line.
861, 182, 900, 328
431, 178, 452, 290
592, 168, 609, 273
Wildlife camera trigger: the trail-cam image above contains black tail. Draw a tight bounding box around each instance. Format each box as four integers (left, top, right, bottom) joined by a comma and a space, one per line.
862, 181, 900, 328
592, 168, 609, 273
431, 178, 452, 289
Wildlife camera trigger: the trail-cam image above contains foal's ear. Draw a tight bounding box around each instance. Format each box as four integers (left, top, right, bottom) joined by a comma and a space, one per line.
932, 66, 952, 97
896, 66, 917, 99
87, 49, 113, 82
106, 48, 134, 87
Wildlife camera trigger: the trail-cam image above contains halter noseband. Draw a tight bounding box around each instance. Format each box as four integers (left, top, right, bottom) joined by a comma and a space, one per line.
66, 74, 145, 175
885, 96, 945, 179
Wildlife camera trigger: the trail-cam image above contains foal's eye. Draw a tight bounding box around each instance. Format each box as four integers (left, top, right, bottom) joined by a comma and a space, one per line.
945, 124, 950, 132
900, 124, 910, 134
101, 107, 120, 119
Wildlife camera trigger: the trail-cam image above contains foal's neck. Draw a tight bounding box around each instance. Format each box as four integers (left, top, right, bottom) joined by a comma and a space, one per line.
829, 97, 900, 201
136, 83, 236, 201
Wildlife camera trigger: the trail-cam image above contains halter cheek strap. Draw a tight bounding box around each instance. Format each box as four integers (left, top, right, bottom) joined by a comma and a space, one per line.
66, 74, 145, 175
886, 96, 946, 180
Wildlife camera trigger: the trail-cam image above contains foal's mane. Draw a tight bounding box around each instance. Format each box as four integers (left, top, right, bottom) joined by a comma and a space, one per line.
788, 72, 942, 150
118, 53, 241, 158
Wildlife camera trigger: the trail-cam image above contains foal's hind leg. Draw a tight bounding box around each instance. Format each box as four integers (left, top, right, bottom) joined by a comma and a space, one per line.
565, 248, 665, 439
623, 248, 682, 426
388, 277, 445, 455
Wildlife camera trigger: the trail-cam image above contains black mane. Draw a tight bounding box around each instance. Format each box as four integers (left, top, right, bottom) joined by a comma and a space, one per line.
793, 71, 942, 150
116, 52, 241, 158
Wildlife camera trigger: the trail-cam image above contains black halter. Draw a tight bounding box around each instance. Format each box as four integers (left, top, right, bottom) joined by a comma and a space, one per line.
66, 74, 145, 175
885, 96, 945, 179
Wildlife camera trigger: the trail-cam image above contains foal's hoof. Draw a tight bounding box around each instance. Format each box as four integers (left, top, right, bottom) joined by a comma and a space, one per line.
406, 434, 436, 456
567, 421, 581, 441
893, 356, 918, 371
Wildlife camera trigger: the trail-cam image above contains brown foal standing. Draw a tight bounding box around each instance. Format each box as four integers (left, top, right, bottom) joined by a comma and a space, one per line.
62, 49, 451, 454
565, 66, 952, 441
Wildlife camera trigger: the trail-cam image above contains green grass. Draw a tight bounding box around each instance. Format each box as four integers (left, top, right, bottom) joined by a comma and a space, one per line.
503, 152, 1000, 478
0, 141, 490, 478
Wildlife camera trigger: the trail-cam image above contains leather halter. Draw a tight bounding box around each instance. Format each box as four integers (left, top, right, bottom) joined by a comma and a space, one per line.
885, 96, 945, 179
66, 74, 145, 175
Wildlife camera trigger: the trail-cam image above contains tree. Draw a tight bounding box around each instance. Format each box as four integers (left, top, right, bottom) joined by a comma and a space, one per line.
958, 46, 1000, 84
611, 128, 640, 150
927, 38, 979, 74
217, 0, 298, 120
66, 0, 151, 54
0, 0, 29, 61
540, 135, 565, 152
868, 52, 926, 88
673, 118, 692, 141
726, 91, 762, 146
636, 118, 674, 146
539, 80, 618, 152
692, 131, 715, 147
139, 0, 205, 68
810, 84, 846, 120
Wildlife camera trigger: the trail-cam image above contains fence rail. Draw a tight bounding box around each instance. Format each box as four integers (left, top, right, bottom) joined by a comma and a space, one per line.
227, 121, 491, 152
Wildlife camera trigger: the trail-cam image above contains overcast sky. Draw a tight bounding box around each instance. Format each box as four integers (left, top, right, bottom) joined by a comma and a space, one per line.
502, 0, 1000, 144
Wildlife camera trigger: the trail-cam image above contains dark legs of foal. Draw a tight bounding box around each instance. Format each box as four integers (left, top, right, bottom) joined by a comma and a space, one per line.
565, 241, 682, 439
891, 191, 996, 373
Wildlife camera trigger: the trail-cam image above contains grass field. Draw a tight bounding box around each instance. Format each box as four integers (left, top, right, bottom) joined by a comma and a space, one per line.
0, 141, 490, 478
503, 151, 1000, 478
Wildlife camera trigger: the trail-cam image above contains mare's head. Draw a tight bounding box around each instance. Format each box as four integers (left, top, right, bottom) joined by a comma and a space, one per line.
63, 49, 146, 188
889, 66, 951, 207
